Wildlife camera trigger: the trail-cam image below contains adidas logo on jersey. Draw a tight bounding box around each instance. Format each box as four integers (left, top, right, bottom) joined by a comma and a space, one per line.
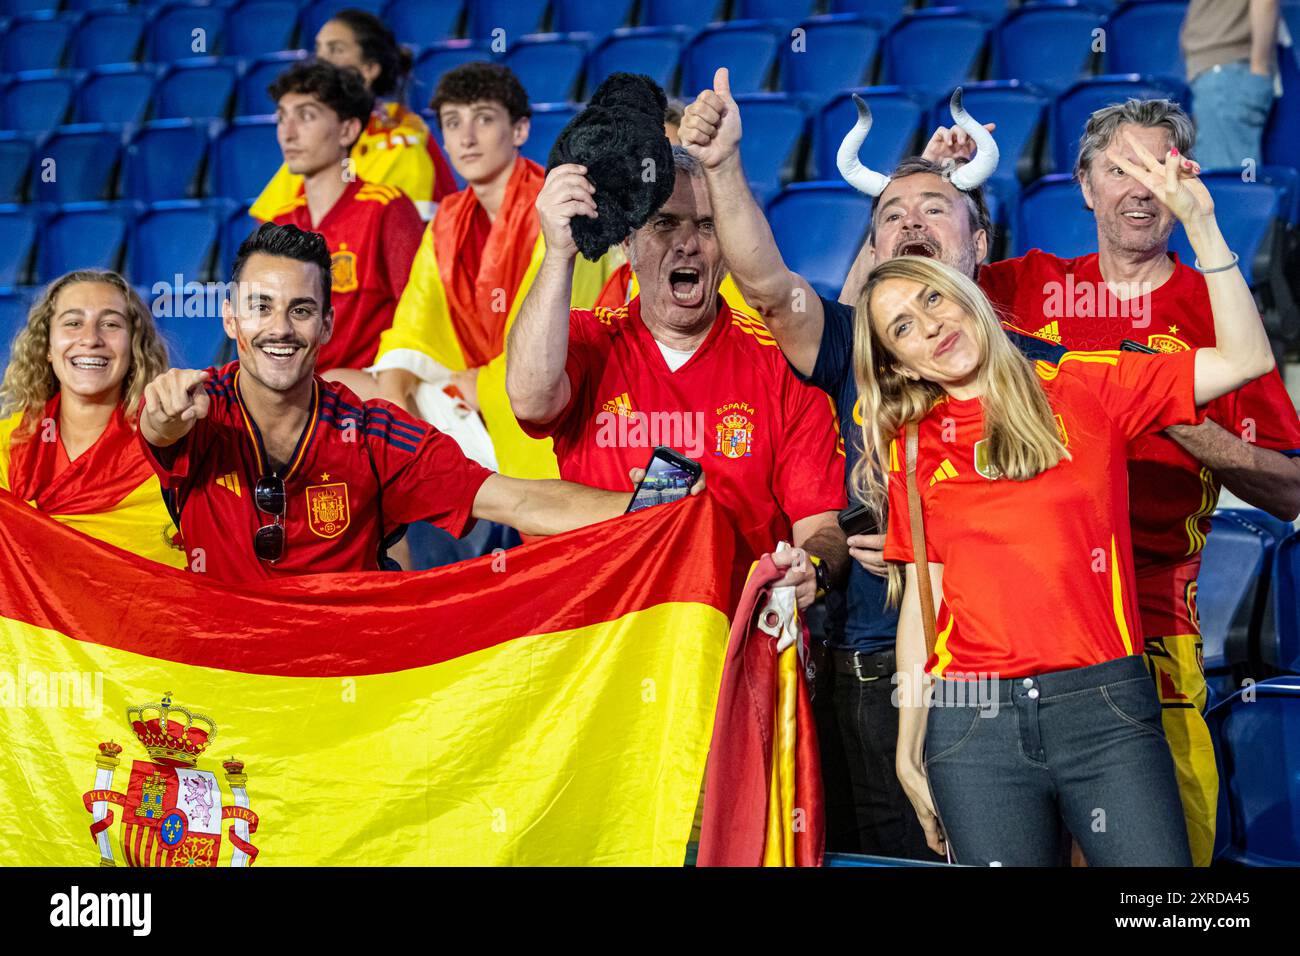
928, 458, 958, 487
1034, 321, 1062, 344
216, 471, 241, 497
601, 392, 635, 418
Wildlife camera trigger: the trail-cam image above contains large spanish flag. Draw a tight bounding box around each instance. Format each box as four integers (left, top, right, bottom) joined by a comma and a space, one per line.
0, 489, 733, 867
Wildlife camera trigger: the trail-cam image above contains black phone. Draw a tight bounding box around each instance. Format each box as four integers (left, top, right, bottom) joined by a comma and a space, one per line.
626, 446, 703, 513
1120, 338, 1159, 354
838, 502, 875, 537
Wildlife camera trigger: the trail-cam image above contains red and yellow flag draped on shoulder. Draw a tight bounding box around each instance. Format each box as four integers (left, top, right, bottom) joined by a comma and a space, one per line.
0, 491, 735, 866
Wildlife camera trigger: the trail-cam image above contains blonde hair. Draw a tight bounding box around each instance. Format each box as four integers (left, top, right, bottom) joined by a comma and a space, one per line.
0, 271, 169, 441
848, 256, 1069, 604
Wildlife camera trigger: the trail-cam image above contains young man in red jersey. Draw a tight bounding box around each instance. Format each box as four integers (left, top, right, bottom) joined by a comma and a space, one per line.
506, 146, 849, 609
259, 60, 424, 374
138, 224, 674, 585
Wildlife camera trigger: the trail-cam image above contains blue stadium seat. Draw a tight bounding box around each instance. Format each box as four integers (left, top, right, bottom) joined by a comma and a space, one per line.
37, 201, 136, 282
780, 13, 881, 100
736, 0, 816, 24
71, 8, 146, 69
465, 0, 547, 42
641, 0, 722, 31
519, 102, 579, 167
0, 288, 34, 370
236, 49, 309, 115
814, 86, 922, 181
1012, 173, 1095, 257
881, 9, 988, 100
732, 93, 806, 204
0, 205, 39, 287
929, 81, 1049, 194
121, 118, 212, 201
209, 115, 280, 201
991, 0, 1103, 94
1167, 174, 1282, 288
587, 27, 684, 95
1264, 39, 1300, 168
1256, 163, 1300, 227
829, 0, 908, 30
384, 0, 463, 47
224, 0, 300, 58
221, 203, 255, 280
2, 70, 76, 132
551, 0, 632, 37
1197, 511, 1273, 697
941, 0, 1011, 18
1273, 530, 1300, 673
681, 20, 782, 97
75, 64, 157, 124
128, 199, 234, 291
767, 182, 872, 300
1049, 74, 1189, 172
35, 124, 124, 204
503, 34, 588, 103
1103, 0, 1187, 78
155, 58, 238, 120
3, 11, 74, 71
146, 1, 227, 63
0, 132, 35, 203
299, 0, 385, 44
410, 41, 492, 114
1208, 677, 1300, 866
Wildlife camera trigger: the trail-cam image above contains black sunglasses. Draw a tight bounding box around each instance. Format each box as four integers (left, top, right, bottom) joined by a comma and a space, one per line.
254, 475, 286, 563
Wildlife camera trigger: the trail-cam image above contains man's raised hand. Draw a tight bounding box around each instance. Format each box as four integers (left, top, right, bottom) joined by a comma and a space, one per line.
141, 368, 211, 447
680, 67, 742, 170
536, 163, 597, 260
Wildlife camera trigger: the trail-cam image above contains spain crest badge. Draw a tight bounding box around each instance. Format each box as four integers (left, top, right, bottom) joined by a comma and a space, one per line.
331, 246, 359, 293
715, 412, 755, 459
307, 481, 350, 539
81, 692, 259, 867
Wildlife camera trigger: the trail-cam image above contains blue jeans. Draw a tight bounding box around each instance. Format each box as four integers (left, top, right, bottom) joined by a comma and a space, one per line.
924, 655, 1192, 867
1190, 61, 1275, 169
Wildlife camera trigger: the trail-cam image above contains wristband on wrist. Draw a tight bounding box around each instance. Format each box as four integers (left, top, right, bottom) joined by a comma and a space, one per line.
1192, 251, 1239, 274
809, 554, 829, 599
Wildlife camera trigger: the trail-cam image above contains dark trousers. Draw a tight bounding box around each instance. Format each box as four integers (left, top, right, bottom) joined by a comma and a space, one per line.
925, 655, 1192, 867
813, 646, 939, 861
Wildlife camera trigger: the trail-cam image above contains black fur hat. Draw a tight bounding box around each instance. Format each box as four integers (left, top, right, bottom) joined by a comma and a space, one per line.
547, 73, 675, 261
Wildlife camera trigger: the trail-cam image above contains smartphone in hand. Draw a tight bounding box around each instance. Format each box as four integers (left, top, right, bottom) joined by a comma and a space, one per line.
626, 446, 703, 513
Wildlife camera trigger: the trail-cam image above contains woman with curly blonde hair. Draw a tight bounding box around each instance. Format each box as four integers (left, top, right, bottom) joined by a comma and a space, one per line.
0, 270, 185, 567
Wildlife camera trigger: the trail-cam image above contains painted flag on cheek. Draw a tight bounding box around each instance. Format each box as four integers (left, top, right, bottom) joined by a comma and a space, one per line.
0, 490, 734, 866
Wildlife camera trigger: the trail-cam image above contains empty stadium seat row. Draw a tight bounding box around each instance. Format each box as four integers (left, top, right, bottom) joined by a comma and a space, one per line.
0, 116, 280, 205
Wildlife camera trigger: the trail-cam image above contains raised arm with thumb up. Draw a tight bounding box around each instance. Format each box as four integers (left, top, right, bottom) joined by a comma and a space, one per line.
679, 67, 742, 171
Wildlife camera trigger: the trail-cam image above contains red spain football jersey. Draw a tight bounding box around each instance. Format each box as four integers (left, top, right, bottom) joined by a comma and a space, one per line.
140, 362, 492, 584
981, 250, 1300, 637
264, 177, 424, 372
884, 350, 1199, 678
524, 296, 847, 579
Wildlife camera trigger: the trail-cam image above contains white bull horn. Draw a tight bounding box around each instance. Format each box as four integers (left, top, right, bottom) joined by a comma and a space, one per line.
947, 87, 999, 191
836, 94, 892, 197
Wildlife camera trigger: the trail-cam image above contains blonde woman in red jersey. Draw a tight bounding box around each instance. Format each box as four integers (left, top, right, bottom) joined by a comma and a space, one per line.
852, 136, 1274, 866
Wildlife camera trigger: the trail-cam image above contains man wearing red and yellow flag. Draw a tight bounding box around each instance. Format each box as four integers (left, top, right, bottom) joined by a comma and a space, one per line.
0, 270, 184, 568
259, 60, 424, 374
139, 223, 675, 584
332, 63, 616, 480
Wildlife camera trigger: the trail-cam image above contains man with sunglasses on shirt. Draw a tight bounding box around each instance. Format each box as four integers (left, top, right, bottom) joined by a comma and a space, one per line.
138, 223, 662, 584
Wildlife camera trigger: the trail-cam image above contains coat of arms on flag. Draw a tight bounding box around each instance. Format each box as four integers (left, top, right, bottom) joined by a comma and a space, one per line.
81, 692, 259, 867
